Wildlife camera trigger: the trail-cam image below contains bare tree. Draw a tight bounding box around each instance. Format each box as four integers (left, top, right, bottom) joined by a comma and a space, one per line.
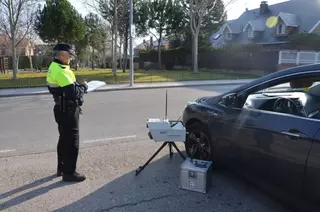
0, 0, 39, 79
184, 0, 239, 73
184, 0, 217, 73
83, 0, 130, 75
25, 29, 40, 71
97, 22, 112, 68
82, 0, 119, 73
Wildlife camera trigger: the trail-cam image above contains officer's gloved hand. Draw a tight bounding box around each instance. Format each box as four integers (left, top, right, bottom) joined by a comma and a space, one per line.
81, 80, 88, 93
75, 80, 88, 93
78, 97, 84, 106
83, 81, 88, 93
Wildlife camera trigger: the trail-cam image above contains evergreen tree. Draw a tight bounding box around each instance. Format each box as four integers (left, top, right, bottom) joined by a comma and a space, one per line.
34, 0, 86, 44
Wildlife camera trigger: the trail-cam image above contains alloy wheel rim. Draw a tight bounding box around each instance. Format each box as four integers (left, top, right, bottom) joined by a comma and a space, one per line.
187, 131, 211, 160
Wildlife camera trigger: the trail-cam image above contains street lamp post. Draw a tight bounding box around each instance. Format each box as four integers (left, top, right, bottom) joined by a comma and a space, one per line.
129, 0, 134, 86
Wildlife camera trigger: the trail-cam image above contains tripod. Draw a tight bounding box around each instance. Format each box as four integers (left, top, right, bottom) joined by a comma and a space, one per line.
135, 141, 186, 176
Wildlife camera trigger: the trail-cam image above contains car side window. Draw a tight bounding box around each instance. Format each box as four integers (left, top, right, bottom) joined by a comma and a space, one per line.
242, 79, 320, 120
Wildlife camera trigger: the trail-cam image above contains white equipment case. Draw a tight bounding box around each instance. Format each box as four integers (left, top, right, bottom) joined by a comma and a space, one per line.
179, 157, 213, 193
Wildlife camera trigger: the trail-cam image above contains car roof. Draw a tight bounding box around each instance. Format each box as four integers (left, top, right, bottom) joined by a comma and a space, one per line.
230, 63, 320, 93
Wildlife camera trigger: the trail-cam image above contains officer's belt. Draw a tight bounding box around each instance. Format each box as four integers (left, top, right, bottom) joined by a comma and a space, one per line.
48, 83, 81, 107
54, 98, 81, 107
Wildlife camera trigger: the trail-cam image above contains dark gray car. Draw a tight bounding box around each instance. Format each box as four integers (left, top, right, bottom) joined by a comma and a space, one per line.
182, 64, 320, 212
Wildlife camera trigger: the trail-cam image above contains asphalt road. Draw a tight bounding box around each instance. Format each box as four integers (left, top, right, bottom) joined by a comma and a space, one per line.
0, 85, 238, 157
0, 85, 291, 212
0, 139, 289, 212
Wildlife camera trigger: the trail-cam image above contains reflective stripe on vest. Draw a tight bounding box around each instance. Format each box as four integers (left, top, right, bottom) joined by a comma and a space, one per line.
47, 83, 59, 88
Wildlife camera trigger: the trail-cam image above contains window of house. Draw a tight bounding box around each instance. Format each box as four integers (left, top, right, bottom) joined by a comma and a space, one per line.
225, 33, 232, 40
277, 24, 286, 35
248, 26, 254, 38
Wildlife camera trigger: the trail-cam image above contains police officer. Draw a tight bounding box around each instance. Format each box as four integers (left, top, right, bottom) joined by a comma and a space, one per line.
46, 43, 88, 182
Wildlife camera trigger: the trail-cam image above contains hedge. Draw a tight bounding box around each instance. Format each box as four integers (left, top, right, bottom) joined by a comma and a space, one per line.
138, 44, 279, 72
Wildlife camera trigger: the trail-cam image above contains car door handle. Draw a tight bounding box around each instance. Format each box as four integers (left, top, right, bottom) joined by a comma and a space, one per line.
281, 131, 301, 137
281, 131, 308, 139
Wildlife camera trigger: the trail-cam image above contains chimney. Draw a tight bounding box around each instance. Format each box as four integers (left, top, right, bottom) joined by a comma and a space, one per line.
260, 1, 269, 15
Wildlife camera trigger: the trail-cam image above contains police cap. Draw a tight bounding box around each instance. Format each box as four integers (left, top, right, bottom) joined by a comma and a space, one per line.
53, 43, 76, 56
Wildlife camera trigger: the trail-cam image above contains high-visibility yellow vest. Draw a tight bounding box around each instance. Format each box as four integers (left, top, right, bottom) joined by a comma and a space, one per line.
46, 61, 76, 87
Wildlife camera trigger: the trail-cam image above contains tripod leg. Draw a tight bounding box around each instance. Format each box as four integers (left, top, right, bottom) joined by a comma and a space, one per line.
171, 143, 186, 160
169, 142, 173, 158
135, 142, 168, 176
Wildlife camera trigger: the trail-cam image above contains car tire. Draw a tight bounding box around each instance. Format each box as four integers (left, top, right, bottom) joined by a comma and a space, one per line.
185, 121, 214, 162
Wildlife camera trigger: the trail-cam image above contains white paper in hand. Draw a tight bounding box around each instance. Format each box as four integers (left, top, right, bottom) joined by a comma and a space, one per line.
86, 80, 107, 92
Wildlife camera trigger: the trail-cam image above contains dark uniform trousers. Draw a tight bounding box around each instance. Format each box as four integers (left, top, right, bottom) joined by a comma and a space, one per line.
54, 104, 80, 174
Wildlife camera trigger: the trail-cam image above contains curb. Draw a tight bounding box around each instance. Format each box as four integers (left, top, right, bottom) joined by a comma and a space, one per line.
93, 81, 247, 92
0, 92, 50, 98
0, 81, 250, 98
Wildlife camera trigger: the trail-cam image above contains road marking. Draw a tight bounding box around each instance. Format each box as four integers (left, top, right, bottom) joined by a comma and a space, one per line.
83, 135, 137, 144
0, 149, 16, 153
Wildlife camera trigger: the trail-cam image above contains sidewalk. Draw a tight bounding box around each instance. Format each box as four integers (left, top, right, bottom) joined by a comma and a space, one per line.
0, 79, 254, 97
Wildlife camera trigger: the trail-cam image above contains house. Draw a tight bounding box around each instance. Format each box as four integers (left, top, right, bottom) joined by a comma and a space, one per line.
34, 44, 55, 56
0, 34, 35, 57
134, 37, 169, 58
210, 0, 320, 49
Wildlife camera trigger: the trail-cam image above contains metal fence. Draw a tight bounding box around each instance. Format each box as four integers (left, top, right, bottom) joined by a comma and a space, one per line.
279, 50, 320, 65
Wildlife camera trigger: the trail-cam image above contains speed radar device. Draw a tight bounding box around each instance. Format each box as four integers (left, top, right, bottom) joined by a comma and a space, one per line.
135, 90, 186, 176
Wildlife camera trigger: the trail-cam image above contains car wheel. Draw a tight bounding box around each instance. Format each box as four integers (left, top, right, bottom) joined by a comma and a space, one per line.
185, 122, 214, 162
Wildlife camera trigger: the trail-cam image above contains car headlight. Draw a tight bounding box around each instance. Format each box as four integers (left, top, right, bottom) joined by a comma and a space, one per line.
186, 101, 196, 107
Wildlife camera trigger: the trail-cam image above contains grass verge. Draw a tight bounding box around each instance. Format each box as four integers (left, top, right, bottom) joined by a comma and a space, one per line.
0, 69, 257, 89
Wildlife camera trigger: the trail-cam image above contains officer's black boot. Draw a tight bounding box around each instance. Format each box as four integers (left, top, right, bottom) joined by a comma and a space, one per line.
57, 168, 63, 177
57, 161, 64, 177
62, 171, 86, 182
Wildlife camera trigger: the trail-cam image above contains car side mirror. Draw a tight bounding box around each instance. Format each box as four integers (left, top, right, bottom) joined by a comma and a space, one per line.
221, 93, 239, 108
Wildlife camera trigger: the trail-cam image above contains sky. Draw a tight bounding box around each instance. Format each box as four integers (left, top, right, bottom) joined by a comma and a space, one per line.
69, 0, 289, 46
